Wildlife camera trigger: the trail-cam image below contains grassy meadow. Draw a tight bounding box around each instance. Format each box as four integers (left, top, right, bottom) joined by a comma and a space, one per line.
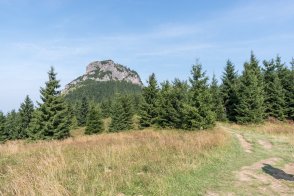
0, 122, 293, 195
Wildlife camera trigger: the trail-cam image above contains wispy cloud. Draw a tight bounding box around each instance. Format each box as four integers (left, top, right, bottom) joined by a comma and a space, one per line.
1, 0, 294, 112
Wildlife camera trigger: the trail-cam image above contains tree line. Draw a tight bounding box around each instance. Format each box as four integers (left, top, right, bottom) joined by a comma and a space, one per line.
138, 53, 293, 130
0, 52, 293, 142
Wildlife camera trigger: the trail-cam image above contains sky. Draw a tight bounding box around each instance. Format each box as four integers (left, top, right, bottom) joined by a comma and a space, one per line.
0, 0, 294, 113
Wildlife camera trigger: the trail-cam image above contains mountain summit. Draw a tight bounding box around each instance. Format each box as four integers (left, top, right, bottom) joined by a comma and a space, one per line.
63, 60, 142, 94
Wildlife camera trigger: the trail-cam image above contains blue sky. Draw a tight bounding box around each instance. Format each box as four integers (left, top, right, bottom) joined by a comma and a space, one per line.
0, 0, 294, 113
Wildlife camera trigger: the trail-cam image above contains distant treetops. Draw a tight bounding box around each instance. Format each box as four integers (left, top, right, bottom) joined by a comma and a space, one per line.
0, 52, 293, 143
138, 52, 293, 129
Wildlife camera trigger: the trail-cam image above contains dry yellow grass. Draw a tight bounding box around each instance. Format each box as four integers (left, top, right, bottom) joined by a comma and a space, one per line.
226, 121, 294, 145
228, 121, 294, 134
0, 128, 229, 196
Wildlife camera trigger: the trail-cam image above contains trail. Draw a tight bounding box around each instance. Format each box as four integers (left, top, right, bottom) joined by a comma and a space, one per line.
221, 126, 252, 153
210, 125, 294, 196
258, 139, 272, 150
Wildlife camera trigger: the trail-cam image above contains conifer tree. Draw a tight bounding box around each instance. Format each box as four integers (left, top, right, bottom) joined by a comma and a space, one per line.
263, 59, 285, 120
28, 67, 70, 140
5, 110, 20, 140
109, 95, 132, 132
67, 104, 78, 130
120, 95, 134, 130
249, 51, 264, 85
287, 59, 294, 120
77, 97, 89, 126
236, 62, 264, 123
85, 106, 104, 135
157, 81, 177, 128
157, 80, 187, 129
221, 60, 239, 121
0, 111, 8, 142
139, 73, 159, 128
133, 94, 143, 114
170, 79, 189, 129
183, 62, 216, 130
18, 95, 34, 138
276, 56, 294, 120
101, 99, 112, 118
211, 75, 226, 121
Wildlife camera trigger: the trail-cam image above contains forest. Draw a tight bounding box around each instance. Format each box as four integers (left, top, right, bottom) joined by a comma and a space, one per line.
0, 52, 293, 142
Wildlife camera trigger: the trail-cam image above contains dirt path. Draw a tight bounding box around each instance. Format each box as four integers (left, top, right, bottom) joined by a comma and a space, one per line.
220, 126, 252, 153
258, 139, 272, 150
235, 157, 294, 195
214, 125, 294, 195
235, 133, 252, 153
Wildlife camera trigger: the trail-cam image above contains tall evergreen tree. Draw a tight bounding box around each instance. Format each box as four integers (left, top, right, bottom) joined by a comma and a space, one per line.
275, 56, 294, 120
170, 79, 189, 129
157, 81, 177, 128
67, 104, 78, 130
221, 60, 239, 122
287, 59, 294, 120
211, 75, 226, 121
85, 106, 104, 135
77, 97, 89, 126
236, 62, 265, 124
263, 59, 285, 120
0, 111, 7, 142
139, 73, 159, 128
109, 95, 133, 132
18, 95, 34, 138
157, 79, 189, 129
120, 95, 134, 130
28, 67, 70, 140
5, 110, 20, 140
183, 62, 216, 130
101, 99, 112, 118
109, 97, 125, 132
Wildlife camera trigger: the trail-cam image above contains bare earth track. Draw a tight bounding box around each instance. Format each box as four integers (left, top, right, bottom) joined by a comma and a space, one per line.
214, 124, 294, 196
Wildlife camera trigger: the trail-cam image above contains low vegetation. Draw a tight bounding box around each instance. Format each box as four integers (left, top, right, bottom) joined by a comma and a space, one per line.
1, 122, 293, 195
0, 127, 229, 195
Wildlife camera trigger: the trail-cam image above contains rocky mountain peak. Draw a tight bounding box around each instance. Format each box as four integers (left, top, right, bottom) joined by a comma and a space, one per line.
62, 60, 143, 94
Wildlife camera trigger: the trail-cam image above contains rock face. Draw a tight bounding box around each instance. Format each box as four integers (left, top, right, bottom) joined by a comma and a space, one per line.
63, 60, 143, 94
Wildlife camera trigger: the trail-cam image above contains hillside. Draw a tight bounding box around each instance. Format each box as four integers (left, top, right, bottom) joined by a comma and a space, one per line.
63, 60, 143, 102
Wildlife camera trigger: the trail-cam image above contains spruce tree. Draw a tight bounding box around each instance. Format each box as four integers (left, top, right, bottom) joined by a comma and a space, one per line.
120, 95, 134, 130
221, 60, 239, 122
236, 62, 264, 123
249, 51, 264, 85
85, 106, 104, 135
77, 97, 89, 126
276, 57, 294, 120
67, 104, 78, 130
5, 110, 20, 140
287, 59, 294, 120
263, 59, 285, 120
101, 99, 112, 118
78, 97, 89, 126
109, 94, 134, 132
183, 62, 216, 130
133, 94, 143, 114
157, 81, 177, 128
211, 75, 226, 121
18, 95, 34, 138
170, 79, 189, 129
28, 67, 70, 140
0, 111, 7, 142
109, 95, 126, 132
139, 73, 159, 128
157, 80, 187, 129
